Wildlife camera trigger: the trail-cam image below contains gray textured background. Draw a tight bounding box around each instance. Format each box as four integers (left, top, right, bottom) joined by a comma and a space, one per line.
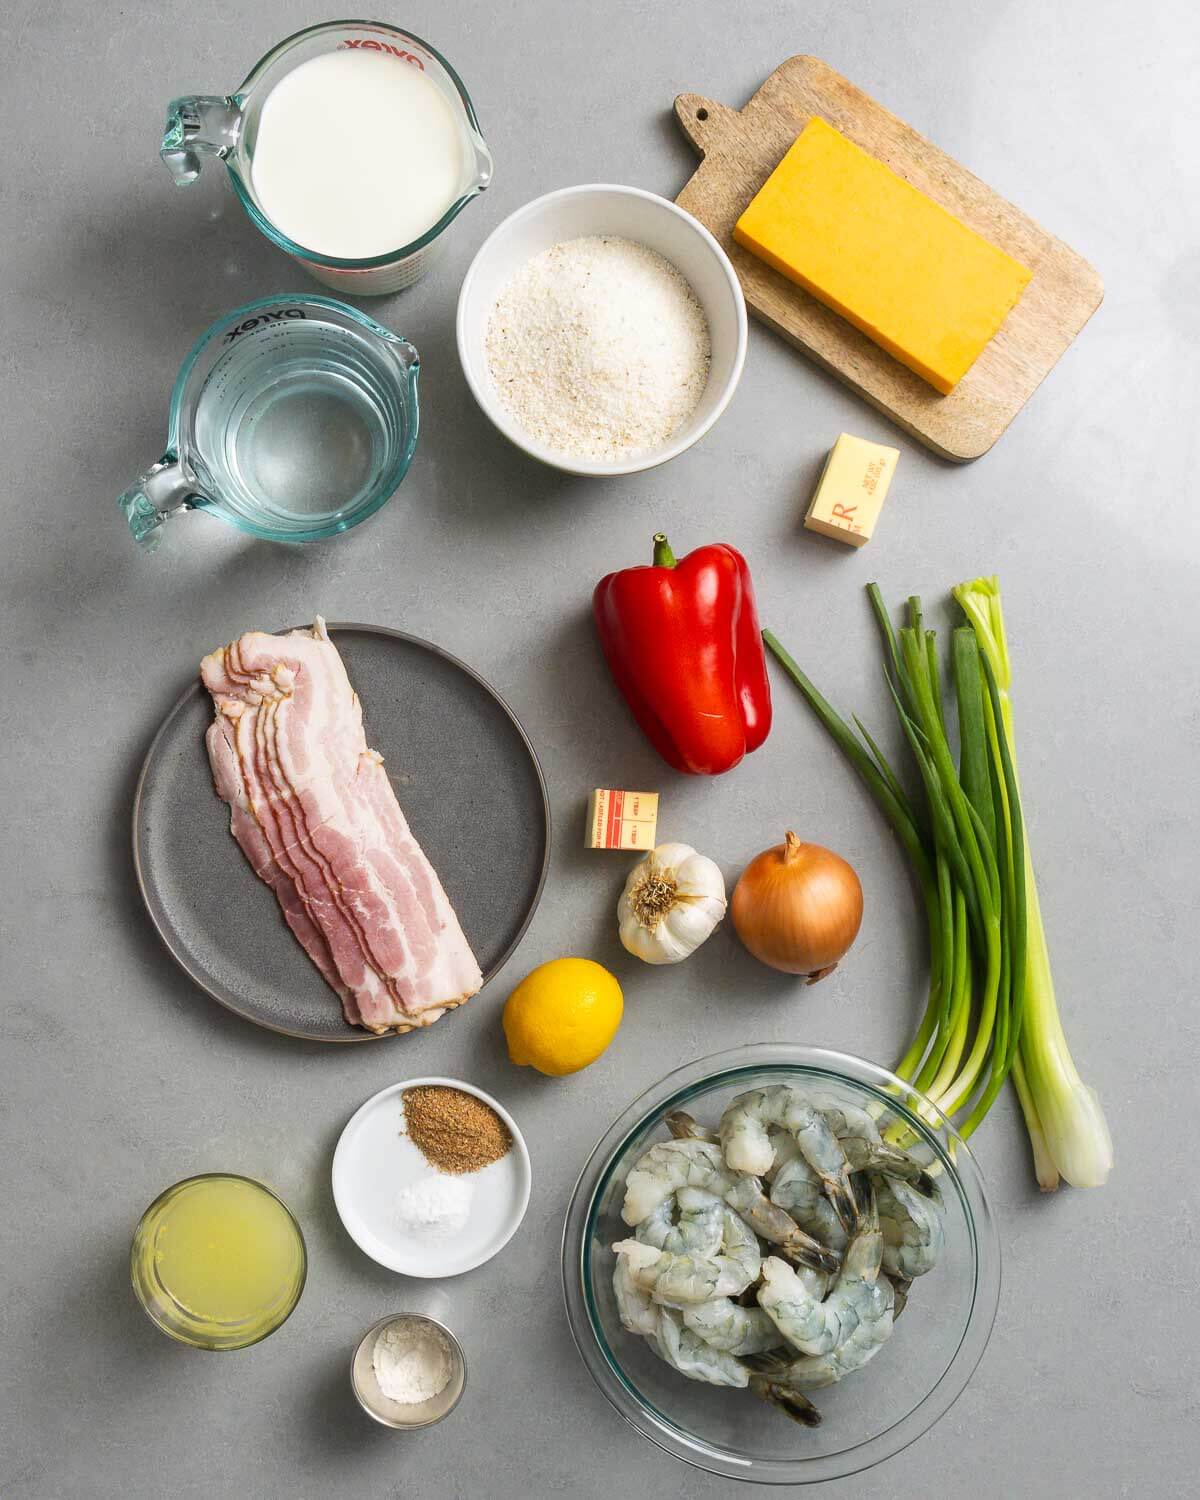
2, 2, 1196, 1496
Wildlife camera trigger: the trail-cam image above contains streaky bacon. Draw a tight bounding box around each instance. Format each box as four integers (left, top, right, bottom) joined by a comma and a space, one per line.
200, 619, 483, 1033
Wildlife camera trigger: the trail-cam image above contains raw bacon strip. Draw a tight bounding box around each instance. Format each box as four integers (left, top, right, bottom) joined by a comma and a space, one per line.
203, 624, 479, 1030
205, 714, 361, 1026
200, 620, 483, 1033
219, 631, 441, 1019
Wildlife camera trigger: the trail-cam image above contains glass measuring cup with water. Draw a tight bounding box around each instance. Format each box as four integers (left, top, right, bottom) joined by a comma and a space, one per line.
161, 21, 494, 295
118, 296, 419, 549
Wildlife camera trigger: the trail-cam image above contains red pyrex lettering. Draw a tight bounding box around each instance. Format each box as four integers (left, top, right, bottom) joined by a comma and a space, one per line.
340, 39, 425, 68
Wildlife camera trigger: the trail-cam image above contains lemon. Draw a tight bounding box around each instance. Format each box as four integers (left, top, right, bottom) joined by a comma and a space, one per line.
503, 958, 623, 1076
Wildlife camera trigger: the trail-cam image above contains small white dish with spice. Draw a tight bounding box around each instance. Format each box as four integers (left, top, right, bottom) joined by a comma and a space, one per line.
457, 184, 747, 476
332, 1076, 531, 1276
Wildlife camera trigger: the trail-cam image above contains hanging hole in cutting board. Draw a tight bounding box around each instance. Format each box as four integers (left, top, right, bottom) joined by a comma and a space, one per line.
696, 108, 708, 120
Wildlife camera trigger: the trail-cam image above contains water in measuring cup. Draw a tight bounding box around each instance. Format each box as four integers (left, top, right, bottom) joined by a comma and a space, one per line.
249, 49, 472, 259
192, 314, 407, 529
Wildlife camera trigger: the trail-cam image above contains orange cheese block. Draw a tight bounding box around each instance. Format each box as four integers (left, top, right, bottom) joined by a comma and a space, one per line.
733, 118, 1033, 394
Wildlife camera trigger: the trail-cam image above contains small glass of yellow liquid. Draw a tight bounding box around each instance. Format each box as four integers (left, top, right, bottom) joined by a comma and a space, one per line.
131, 1174, 307, 1350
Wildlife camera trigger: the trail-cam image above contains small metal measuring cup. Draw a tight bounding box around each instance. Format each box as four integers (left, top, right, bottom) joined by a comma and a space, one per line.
117, 294, 419, 550
351, 1314, 468, 1430
160, 20, 493, 294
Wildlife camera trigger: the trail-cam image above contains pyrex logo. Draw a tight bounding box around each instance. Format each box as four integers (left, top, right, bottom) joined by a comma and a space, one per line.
339, 38, 425, 68
223, 308, 307, 343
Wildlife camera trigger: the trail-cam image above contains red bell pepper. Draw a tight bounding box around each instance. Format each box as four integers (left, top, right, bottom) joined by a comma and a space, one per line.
593, 533, 772, 775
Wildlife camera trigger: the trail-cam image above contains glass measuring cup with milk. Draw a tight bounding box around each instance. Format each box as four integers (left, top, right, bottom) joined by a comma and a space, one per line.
162, 21, 493, 294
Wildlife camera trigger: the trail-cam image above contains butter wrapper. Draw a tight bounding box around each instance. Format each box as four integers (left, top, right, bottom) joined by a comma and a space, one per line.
586, 789, 659, 850
804, 433, 899, 547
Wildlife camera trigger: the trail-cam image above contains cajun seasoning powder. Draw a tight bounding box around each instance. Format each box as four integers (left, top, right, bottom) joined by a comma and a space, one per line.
402, 1086, 512, 1174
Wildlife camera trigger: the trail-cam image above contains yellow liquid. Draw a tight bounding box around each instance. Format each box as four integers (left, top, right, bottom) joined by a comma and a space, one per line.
131, 1175, 306, 1350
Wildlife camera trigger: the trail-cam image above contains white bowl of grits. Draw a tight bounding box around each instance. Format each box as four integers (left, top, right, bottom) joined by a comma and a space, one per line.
456, 184, 747, 477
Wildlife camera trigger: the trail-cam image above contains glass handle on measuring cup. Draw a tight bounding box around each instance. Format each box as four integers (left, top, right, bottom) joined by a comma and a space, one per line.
117, 456, 198, 551
160, 95, 243, 185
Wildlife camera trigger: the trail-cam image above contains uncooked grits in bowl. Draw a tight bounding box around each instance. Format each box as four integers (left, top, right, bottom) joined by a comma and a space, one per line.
484, 235, 711, 462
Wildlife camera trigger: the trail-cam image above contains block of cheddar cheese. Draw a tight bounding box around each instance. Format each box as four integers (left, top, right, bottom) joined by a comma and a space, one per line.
733, 118, 1033, 394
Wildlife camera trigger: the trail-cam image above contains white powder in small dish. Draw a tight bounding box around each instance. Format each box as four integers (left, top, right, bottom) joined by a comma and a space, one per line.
484, 234, 711, 462
396, 1174, 473, 1238
372, 1318, 454, 1405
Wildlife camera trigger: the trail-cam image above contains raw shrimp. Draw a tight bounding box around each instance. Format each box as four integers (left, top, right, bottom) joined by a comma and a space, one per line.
784, 1088, 938, 1193
841, 1135, 937, 1195
874, 1173, 944, 1279
613, 1253, 660, 1338
769, 1154, 850, 1258
621, 1139, 840, 1273
666, 1113, 806, 1193
757, 1193, 884, 1356
719, 1087, 857, 1228
761, 1116, 932, 1195
651, 1307, 749, 1387
801, 1092, 883, 1145
614, 1204, 761, 1305
768, 1128, 936, 1194
622, 1140, 729, 1224
667, 1115, 815, 1205
635, 1186, 725, 1257
764, 1126, 802, 1181
681, 1297, 781, 1355
747, 1275, 895, 1389
653, 1307, 822, 1425
669, 1100, 932, 1192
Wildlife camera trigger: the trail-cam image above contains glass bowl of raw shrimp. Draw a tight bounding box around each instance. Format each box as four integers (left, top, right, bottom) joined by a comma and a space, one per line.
561, 1043, 1000, 1486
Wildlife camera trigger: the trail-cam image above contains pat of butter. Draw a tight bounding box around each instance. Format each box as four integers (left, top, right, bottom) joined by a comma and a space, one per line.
733, 118, 1032, 394
586, 789, 659, 850
804, 434, 899, 547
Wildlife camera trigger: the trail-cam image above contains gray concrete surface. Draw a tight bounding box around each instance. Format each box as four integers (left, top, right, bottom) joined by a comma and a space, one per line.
2, 1, 1196, 1495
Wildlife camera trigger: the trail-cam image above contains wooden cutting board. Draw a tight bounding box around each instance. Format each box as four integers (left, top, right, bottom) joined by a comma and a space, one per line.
675, 57, 1103, 461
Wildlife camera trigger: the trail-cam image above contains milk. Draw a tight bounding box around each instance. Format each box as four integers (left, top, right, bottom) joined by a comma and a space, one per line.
250, 50, 471, 260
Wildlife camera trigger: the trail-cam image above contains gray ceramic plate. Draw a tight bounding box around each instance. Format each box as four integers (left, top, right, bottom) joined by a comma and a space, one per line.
133, 623, 550, 1042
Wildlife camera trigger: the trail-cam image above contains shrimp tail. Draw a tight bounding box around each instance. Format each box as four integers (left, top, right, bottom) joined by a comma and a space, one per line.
737, 1274, 764, 1307
910, 1168, 938, 1198
665, 1110, 716, 1143
843, 1136, 937, 1196
780, 1231, 842, 1276
824, 1172, 858, 1232
888, 1273, 913, 1319
748, 1374, 823, 1428
741, 1349, 793, 1375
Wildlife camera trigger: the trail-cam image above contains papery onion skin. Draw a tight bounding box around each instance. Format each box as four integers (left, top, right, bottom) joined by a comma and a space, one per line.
732, 832, 863, 979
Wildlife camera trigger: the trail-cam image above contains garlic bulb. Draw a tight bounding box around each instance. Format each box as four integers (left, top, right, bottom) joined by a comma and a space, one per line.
617, 842, 727, 965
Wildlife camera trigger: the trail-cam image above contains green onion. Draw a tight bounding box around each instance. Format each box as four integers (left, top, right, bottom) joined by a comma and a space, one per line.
953, 577, 1112, 1188
762, 578, 1111, 1190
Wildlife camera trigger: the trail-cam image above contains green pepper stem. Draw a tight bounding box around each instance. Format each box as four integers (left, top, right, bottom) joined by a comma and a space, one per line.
652, 533, 677, 568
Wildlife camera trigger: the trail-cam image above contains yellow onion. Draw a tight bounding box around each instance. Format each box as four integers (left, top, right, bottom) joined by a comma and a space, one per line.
732, 832, 863, 980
